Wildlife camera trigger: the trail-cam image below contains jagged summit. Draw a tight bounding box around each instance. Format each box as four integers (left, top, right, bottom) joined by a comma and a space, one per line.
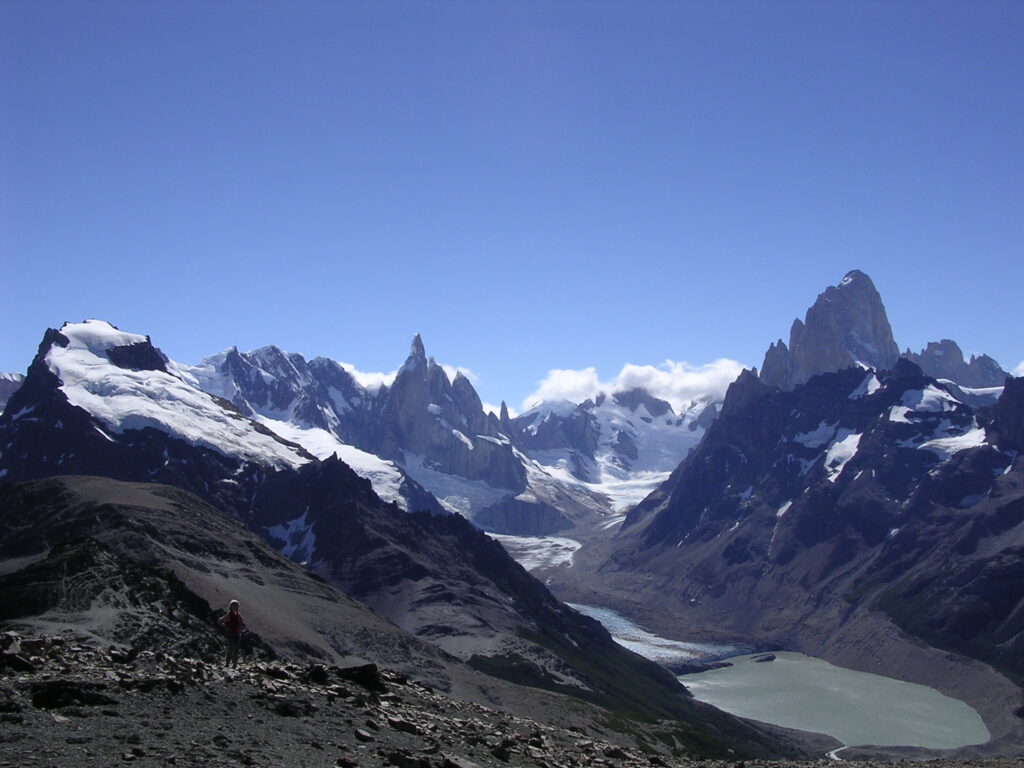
760, 270, 899, 391
409, 332, 426, 361
903, 339, 1008, 389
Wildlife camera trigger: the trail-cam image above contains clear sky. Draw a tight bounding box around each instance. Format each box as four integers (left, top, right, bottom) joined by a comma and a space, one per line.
3, 1, 1022, 410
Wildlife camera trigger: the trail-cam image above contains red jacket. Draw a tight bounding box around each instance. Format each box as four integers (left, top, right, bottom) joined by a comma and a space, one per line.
224, 611, 243, 635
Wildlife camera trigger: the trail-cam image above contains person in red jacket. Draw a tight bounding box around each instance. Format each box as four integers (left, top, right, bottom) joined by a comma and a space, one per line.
218, 600, 244, 667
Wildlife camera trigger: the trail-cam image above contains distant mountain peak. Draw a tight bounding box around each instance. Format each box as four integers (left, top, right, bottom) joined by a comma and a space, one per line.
410, 333, 426, 360
839, 268, 870, 286
760, 270, 899, 391
903, 339, 1008, 389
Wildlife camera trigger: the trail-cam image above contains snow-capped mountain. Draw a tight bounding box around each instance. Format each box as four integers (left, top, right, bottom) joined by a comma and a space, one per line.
549, 272, 1024, 752
0, 320, 438, 512
0, 324, 772, 731
509, 389, 719, 513
178, 333, 714, 533
2, 320, 713, 535
587, 362, 1024, 731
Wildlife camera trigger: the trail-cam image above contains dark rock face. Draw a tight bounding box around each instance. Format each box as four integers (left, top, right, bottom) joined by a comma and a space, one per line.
612, 389, 673, 419
104, 341, 168, 372
760, 270, 899, 391
375, 338, 524, 490
474, 497, 573, 536
904, 339, 1008, 389
993, 377, 1024, 448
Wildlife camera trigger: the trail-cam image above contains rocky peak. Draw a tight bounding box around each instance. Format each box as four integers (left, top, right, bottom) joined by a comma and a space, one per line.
402, 333, 427, 372
760, 270, 899, 391
721, 368, 770, 416
903, 339, 1008, 388
611, 388, 674, 418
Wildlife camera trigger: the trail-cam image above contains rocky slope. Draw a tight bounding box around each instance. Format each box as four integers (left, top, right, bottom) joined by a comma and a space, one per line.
0, 338, 799, 750
0, 476, 814, 761
557, 362, 1024, 755
5, 633, 1023, 766
533, 270, 1024, 756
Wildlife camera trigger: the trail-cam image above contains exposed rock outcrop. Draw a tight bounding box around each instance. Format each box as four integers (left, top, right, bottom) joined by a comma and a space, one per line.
904, 339, 1008, 389
760, 270, 899, 390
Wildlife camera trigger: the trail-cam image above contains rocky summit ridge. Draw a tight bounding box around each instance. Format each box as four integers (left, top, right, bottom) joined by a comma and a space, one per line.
904, 339, 1008, 390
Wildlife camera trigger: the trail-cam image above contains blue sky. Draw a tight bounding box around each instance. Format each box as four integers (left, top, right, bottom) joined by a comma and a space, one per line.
3, 1, 1022, 410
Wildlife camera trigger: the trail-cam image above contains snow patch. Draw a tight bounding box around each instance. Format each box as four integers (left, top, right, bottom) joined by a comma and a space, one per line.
824, 431, 861, 482
47, 332, 308, 470
265, 511, 317, 565
254, 417, 407, 508
795, 421, 836, 448
901, 385, 960, 413
59, 320, 149, 353
919, 426, 987, 461
850, 373, 881, 400
889, 406, 912, 424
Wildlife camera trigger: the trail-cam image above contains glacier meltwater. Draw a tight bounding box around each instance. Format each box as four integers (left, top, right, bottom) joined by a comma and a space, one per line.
681, 652, 989, 753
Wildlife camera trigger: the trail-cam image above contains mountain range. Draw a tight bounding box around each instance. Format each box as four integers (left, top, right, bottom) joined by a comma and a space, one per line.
0, 320, 813, 759
548, 271, 1024, 755
1, 268, 1021, 758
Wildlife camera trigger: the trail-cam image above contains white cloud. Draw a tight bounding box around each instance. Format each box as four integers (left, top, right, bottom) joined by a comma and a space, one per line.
521, 359, 745, 413
338, 363, 397, 393
1014, 361, 1024, 378
522, 367, 603, 410
441, 364, 478, 384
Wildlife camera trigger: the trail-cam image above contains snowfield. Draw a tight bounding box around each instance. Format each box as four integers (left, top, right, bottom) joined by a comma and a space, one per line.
47, 321, 308, 469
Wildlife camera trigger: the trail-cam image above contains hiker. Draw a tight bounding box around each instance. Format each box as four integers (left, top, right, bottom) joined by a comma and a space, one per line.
218, 599, 244, 667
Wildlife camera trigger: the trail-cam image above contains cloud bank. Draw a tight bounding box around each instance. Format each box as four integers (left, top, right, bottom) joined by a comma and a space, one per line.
1014, 361, 1024, 378
521, 359, 746, 413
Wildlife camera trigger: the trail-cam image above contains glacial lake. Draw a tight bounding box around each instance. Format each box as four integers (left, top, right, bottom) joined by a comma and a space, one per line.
570, 602, 990, 753
682, 652, 990, 752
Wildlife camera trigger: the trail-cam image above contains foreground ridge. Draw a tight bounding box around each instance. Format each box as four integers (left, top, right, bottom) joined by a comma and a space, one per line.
3, 633, 1021, 767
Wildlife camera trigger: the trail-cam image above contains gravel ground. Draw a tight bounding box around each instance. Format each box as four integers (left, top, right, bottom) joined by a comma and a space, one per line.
2, 634, 1023, 768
